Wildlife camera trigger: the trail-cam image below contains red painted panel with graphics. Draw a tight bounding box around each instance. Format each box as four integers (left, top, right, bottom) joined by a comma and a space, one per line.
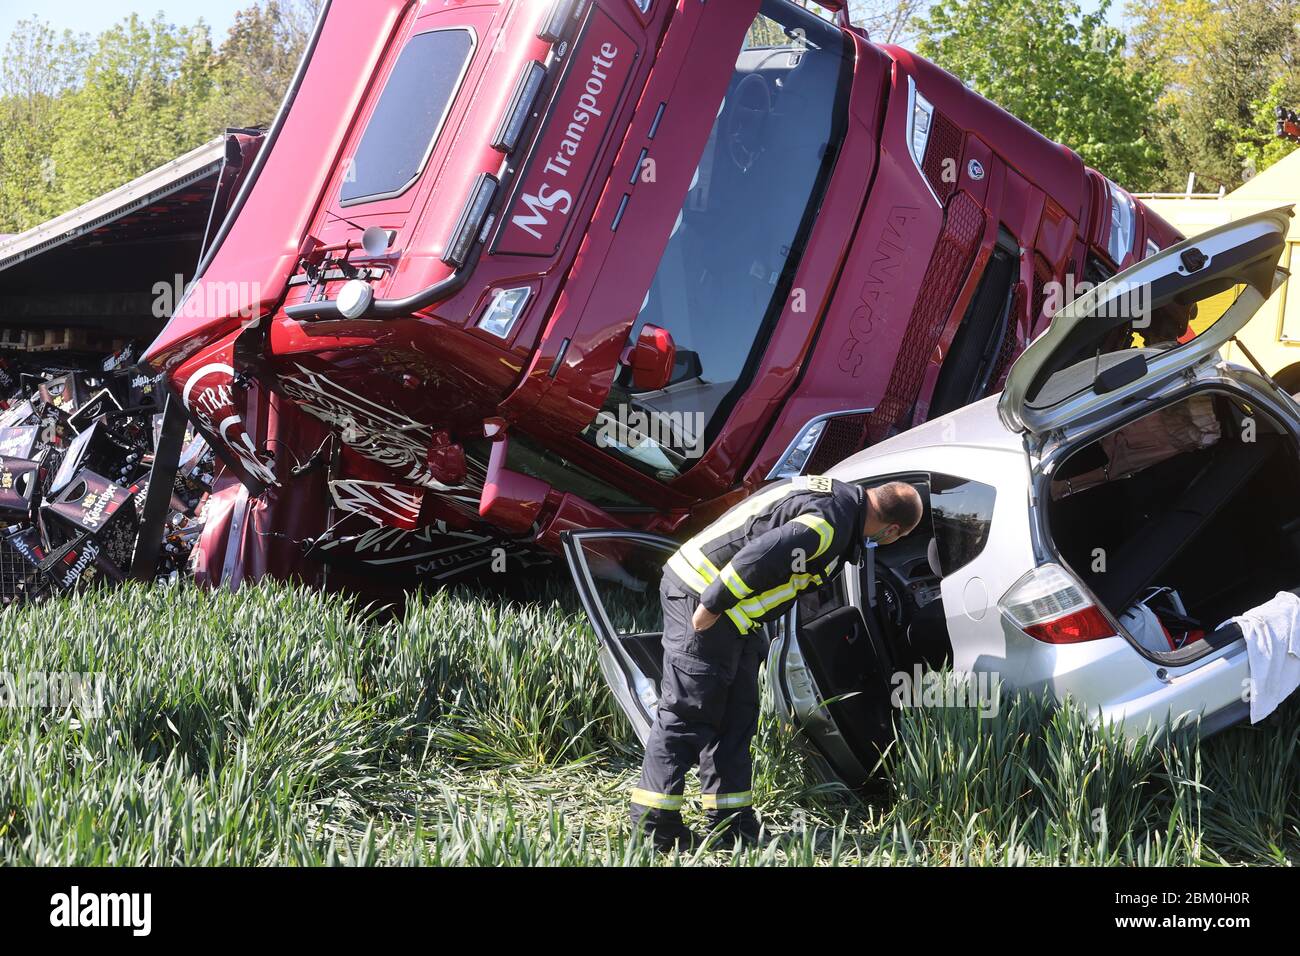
495, 6, 637, 257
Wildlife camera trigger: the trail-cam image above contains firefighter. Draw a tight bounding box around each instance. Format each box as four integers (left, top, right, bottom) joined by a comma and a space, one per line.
631, 476, 925, 850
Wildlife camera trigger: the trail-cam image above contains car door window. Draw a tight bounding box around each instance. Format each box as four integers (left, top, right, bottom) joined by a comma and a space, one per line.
562, 531, 678, 743
577, 536, 667, 636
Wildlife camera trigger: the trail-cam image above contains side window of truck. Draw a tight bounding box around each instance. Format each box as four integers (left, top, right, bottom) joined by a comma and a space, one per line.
930, 473, 996, 575
340, 29, 476, 206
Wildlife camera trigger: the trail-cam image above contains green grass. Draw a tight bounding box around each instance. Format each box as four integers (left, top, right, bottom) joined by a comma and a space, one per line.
1, 578, 1297, 865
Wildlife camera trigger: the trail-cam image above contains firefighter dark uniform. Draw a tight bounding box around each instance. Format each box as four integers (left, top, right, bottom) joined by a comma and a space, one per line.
631, 474, 866, 846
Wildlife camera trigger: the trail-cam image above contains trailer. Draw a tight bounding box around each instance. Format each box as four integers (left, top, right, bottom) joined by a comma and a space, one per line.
0, 131, 262, 602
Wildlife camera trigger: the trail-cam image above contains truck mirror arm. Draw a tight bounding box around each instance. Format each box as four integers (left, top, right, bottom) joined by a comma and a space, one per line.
283, 238, 484, 322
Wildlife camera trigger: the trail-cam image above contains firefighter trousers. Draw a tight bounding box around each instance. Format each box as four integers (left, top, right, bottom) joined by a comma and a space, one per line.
630, 577, 763, 832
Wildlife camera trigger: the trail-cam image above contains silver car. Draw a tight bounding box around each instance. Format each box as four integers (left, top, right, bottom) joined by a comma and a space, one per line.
563, 207, 1297, 786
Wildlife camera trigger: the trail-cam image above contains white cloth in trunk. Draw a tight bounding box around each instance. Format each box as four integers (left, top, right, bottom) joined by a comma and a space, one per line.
1224, 591, 1300, 723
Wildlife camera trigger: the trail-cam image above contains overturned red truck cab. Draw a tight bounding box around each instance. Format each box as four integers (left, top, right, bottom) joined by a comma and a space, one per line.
141, 0, 1181, 587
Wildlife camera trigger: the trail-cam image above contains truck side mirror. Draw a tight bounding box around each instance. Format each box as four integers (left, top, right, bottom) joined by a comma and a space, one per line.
623, 324, 677, 392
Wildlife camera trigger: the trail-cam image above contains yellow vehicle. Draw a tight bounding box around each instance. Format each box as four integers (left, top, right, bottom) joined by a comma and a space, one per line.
1138, 149, 1300, 393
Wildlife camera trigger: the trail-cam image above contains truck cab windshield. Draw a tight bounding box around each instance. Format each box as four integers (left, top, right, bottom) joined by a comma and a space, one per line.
586, 0, 851, 481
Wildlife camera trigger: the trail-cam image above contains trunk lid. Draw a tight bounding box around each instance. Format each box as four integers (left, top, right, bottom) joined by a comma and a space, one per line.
998, 207, 1293, 442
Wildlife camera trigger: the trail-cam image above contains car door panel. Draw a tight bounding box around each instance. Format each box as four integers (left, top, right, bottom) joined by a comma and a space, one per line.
560, 529, 679, 744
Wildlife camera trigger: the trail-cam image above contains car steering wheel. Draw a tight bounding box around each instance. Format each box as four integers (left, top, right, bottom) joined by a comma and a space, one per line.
725, 74, 772, 173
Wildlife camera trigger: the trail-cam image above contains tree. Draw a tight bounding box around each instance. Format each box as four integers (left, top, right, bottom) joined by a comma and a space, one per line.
849, 0, 933, 46
204, 0, 321, 130
42, 14, 219, 216
916, 0, 1166, 188
1238, 77, 1300, 177
1126, 0, 1300, 189
0, 2, 321, 234
0, 21, 87, 231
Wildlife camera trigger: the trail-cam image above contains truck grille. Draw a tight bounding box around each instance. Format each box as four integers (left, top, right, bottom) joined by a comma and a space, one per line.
866, 191, 984, 443
806, 413, 871, 475
921, 111, 964, 204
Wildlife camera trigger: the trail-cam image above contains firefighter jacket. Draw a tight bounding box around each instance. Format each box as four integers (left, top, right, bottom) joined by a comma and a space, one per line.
664, 475, 865, 635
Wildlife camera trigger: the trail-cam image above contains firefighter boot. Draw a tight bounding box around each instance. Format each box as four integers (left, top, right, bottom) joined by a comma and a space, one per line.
705, 808, 761, 847
631, 808, 700, 853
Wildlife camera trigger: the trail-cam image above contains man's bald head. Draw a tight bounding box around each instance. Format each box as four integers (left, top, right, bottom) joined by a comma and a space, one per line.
863, 481, 924, 546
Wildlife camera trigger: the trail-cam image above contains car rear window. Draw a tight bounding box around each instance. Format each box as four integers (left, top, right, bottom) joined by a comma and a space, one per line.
340, 28, 475, 206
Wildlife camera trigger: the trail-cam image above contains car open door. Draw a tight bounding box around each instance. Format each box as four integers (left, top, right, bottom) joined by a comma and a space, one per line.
563, 528, 894, 782
767, 556, 898, 790
560, 530, 680, 744
999, 207, 1293, 441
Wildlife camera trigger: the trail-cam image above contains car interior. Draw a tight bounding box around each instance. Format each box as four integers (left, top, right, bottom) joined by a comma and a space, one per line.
1048, 389, 1300, 659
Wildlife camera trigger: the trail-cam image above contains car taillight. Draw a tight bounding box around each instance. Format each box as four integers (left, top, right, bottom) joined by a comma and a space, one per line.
998, 563, 1116, 644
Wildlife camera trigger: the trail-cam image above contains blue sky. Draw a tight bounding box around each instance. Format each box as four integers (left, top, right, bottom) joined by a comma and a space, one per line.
0, 1, 253, 48
0, 0, 1127, 53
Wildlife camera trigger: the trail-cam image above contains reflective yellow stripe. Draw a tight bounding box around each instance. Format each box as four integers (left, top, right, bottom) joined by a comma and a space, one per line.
792, 513, 833, 559
668, 551, 758, 634
735, 571, 824, 618
678, 537, 718, 581
725, 607, 755, 634
720, 562, 751, 599
701, 791, 753, 810
631, 788, 684, 811
667, 475, 838, 637
690, 477, 818, 547
667, 551, 710, 592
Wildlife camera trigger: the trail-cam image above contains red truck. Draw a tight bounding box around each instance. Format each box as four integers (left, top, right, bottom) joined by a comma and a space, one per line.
140, 0, 1181, 587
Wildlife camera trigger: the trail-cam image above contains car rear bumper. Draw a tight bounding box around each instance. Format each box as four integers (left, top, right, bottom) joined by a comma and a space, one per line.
1005, 630, 1252, 739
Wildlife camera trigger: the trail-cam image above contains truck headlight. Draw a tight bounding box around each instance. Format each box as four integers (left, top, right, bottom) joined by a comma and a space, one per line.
908, 76, 934, 170
769, 419, 827, 479
477, 287, 530, 338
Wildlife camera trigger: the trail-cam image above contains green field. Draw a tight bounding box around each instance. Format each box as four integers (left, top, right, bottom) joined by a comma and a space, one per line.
1, 577, 1297, 866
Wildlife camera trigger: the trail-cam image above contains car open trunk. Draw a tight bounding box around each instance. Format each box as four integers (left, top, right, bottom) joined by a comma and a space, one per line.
1047, 387, 1300, 662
